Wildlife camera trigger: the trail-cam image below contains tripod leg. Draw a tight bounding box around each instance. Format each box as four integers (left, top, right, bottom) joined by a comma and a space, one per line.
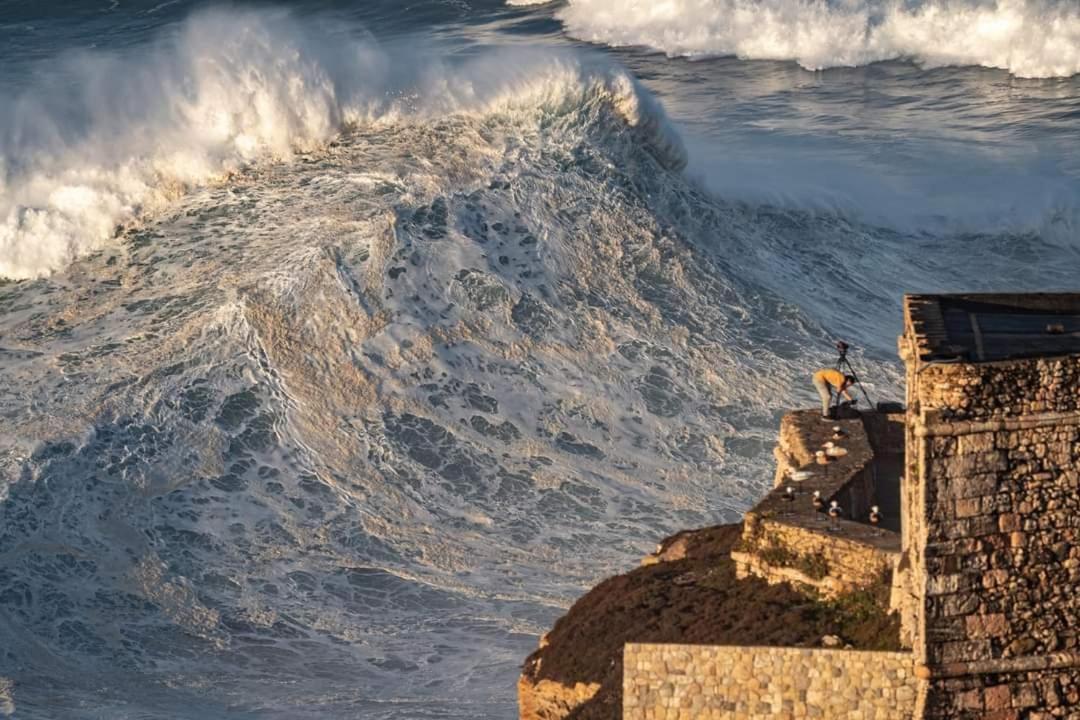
840, 357, 874, 409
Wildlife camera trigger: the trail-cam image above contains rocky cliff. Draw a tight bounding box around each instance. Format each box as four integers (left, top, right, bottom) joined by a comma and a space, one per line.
518, 523, 901, 720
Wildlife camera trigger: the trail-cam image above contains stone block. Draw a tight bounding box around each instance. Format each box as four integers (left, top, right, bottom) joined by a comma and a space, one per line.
957, 688, 983, 711
955, 498, 982, 518
958, 433, 996, 456
998, 514, 1022, 532
1012, 683, 1039, 709
965, 613, 1008, 637
984, 683, 1012, 710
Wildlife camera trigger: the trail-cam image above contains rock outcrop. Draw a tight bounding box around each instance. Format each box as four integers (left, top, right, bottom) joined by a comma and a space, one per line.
518, 524, 900, 720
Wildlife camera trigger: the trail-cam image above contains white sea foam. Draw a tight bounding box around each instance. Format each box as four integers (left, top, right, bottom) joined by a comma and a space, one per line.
681, 130, 1080, 244
0, 677, 12, 717
0, 39, 815, 715
550, 0, 1080, 78
0, 8, 679, 280
0, 9, 361, 279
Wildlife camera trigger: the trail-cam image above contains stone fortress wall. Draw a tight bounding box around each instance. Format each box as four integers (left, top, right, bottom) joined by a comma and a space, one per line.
623, 644, 917, 720
902, 295, 1080, 718
733, 411, 905, 602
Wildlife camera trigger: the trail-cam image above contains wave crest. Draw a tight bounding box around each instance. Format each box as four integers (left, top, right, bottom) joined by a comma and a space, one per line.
552, 0, 1080, 78
0, 9, 683, 280
0, 10, 358, 280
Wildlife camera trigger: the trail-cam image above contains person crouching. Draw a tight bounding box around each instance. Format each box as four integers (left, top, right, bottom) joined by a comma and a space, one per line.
812, 368, 856, 419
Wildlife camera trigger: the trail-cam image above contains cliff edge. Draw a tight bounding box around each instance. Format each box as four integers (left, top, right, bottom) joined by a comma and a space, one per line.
518, 523, 900, 720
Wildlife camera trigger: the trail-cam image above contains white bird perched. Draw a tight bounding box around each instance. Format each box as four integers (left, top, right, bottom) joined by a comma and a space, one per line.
812, 490, 824, 510
828, 500, 841, 518
869, 505, 882, 525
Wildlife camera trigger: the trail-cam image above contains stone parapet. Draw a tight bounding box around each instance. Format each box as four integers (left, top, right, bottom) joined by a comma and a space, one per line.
737, 410, 903, 602
623, 643, 917, 719
734, 515, 899, 598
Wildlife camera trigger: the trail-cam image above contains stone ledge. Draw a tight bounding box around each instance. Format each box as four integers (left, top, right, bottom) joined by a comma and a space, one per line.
737, 409, 902, 601
918, 409, 1080, 437
917, 651, 1080, 679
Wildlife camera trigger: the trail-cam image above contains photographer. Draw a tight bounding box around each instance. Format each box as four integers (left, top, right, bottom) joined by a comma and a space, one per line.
811, 368, 857, 419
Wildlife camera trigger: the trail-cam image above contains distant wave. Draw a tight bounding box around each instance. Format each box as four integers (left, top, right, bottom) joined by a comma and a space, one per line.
0, 8, 682, 280
545, 0, 1080, 78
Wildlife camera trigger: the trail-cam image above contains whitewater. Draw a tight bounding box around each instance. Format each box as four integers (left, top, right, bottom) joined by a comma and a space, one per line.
545, 0, 1080, 78
0, 1, 1077, 718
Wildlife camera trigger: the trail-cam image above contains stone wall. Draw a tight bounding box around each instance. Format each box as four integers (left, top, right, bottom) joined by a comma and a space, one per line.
623, 643, 917, 719
734, 516, 898, 598
738, 411, 902, 601
921, 666, 1080, 719
913, 357, 1080, 422
912, 411, 1080, 719
919, 421, 1080, 665
903, 294, 1080, 719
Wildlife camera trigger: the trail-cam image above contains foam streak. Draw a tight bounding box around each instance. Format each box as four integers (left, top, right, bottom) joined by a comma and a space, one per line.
553, 0, 1080, 78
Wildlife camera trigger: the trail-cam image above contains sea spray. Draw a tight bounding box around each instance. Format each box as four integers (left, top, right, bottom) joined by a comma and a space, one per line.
0, 9, 361, 279
0, 677, 12, 717
551, 0, 1080, 78
0, 7, 683, 280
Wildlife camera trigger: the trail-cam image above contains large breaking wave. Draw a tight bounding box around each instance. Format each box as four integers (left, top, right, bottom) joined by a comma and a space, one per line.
0, 8, 682, 281
0, 10, 766, 720
547, 0, 1080, 78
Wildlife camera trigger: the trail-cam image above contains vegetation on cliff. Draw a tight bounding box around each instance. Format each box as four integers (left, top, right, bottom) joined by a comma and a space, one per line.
521, 523, 900, 720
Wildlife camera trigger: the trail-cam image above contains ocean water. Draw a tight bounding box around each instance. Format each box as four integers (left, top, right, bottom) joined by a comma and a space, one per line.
0, 1, 1077, 718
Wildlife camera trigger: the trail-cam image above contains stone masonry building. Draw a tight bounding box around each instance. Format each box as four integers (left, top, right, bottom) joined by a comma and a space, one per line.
901, 293, 1080, 718
624, 293, 1080, 719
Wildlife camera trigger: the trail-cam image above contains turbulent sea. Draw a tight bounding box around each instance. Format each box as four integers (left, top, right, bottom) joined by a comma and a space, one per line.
0, 1, 1077, 717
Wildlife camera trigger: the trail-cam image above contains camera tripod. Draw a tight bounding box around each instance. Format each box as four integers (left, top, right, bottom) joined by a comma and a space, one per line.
833, 341, 874, 413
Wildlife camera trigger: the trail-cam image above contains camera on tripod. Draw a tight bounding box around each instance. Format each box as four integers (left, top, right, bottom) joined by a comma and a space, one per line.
831, 340, 880, 412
